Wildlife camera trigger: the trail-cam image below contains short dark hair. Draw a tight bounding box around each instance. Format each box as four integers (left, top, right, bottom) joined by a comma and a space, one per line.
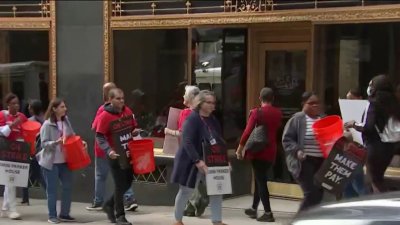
348, 88, 362, 98
29, 99, 43, 116
3, 93, 18, 106
259, 87, 274, 103
301, 91, 317, 105
108, 88, 124, 99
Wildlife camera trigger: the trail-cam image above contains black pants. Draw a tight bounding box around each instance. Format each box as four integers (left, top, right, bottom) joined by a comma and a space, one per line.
22, 157, 47, 202
251, 160, 272, 213
297, 156, 324, 212
366, 141, 395, 193
105, 162, 133, 218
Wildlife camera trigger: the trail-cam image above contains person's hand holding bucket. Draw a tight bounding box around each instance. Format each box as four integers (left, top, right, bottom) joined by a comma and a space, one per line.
109, 150, 120, 159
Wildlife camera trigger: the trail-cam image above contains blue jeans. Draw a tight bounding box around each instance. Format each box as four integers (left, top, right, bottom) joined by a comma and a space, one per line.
42, 163, 72, 219
94, 157, 134, 204
343, 167, 367, 199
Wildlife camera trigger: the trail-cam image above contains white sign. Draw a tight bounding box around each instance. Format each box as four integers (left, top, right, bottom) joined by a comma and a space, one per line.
206, 166, 232, 195
0, 160, 30, 187
339, 99, 369, 145
163, 107, 182, 155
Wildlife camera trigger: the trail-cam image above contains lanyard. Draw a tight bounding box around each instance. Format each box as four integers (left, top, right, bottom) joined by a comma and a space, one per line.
57, 121, 64, 137
200, 116, 214, 140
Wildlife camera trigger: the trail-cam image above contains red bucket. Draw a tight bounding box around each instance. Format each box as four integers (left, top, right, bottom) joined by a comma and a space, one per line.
312, 115, 344, 158
21, 121, 41, 156
128, 139, 155, 175
63, 135, 91, 170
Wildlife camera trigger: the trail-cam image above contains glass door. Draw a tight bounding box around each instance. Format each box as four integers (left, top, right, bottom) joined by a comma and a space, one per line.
258, 42, 312, 199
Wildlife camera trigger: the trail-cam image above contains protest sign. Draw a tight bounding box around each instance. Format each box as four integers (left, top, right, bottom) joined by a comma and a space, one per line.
163, 107, 182, 155
206, 166, 232, 195
0, 139, 30, 187
110, 115, 134, 169
315, 137, 367, 194
203, 139, 231, 195
339, 99, 369, 145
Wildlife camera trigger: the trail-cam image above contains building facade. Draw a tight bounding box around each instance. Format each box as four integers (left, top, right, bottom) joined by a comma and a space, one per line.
1, 0, 400, 204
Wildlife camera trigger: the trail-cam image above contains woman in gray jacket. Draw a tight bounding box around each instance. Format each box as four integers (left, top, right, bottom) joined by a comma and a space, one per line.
282, 92, 324, 212
37, 98, 86, 224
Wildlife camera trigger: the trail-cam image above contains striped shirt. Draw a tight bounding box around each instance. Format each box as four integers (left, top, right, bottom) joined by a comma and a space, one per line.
304, 115, 323, 157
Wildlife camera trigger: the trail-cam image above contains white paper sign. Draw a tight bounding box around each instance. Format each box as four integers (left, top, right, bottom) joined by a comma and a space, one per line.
163, 107, 182, 155
206, 166, 232, 195
339, 99, 369, 145
0, 160, 30, 187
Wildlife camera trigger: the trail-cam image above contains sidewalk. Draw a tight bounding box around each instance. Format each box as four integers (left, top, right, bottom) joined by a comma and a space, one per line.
0, 196, 298, 225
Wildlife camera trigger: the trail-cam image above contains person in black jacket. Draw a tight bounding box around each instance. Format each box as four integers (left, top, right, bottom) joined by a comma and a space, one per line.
345, 75, 400, 193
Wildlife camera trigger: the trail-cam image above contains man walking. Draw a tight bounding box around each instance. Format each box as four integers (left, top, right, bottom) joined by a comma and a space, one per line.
87, 83, 138, 212
96, 88, 137, 225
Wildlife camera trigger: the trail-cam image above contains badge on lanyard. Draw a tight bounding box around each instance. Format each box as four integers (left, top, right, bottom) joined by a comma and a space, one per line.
210, 137, 217, 145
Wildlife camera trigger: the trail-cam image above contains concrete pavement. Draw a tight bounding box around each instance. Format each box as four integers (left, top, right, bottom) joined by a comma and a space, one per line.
0, 196, 298, 225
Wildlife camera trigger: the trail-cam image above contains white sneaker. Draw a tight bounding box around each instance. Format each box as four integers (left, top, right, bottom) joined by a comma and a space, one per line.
0, 209, 8, 218
8, 211, 21, 220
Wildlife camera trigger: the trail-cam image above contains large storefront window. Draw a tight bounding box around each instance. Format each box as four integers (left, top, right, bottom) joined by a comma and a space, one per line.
113, 29, 188, 147
192, 28, 247, 148
316, 23, 400, 115
0, 31, 49, 113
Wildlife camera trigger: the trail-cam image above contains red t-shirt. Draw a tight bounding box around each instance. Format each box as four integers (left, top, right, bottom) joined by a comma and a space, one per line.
177, 108, 192, 130
239, 105, 282, 162
0, 111, 28, 141
96, 106, 137, 152
92, 104, 106, 158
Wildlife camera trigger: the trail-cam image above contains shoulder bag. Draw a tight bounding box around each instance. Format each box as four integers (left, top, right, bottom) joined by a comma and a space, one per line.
243, 108, 269, 153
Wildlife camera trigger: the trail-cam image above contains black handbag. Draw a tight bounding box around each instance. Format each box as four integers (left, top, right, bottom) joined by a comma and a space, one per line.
243, 108, 269, 153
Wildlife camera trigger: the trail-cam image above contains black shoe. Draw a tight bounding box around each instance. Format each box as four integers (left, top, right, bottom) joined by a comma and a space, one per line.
86, 202, 103, 211
103, 205, 116, 223
59, 215, 76, 222
116, 216, 132, 225
20, 200, 30, 206
257, 212, 275, 222
244, 208, 257, 219
124, 198, 138, 211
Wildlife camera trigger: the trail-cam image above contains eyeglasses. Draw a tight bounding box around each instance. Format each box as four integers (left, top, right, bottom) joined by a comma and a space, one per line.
305, 101, 320, 106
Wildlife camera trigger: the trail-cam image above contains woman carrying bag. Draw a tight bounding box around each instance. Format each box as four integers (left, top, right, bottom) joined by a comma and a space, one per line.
171, 90, 227, 225
236, 87, 282, 222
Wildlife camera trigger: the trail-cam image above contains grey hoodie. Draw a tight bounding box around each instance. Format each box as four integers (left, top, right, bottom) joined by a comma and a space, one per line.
36, 117, 75, 170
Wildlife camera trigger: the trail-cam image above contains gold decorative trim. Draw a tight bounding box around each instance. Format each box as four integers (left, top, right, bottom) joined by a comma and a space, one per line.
110, 5, 400, 29
49, 0, 56, 98
104, 0, 111, 83
0, 18, 50, 29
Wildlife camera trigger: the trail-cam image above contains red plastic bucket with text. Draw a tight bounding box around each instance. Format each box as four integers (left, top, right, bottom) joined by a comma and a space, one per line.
128, 139, 155, 175
63, 135, 91, 170
21, 120, 41, 155
312, 115, 344, 158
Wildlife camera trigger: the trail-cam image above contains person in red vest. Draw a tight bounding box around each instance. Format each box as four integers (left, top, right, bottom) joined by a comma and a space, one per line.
96, 88, 138, 225
0, 93, 28, 220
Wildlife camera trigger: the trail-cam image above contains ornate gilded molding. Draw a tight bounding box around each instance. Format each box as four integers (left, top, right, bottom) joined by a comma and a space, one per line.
104, 0, 110, 83
0, 18, 50, 29
49, 0, 56, 98
111, 5, 400, 28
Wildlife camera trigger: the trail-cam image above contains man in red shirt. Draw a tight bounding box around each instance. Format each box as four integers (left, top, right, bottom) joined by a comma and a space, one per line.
0, 93, 28, 220
87, 83, 138, 212
96, 88, 137, 225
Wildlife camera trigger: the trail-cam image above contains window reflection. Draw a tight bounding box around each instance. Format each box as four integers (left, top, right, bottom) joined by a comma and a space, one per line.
192, 28, 247, 148
0, 31, 49, 114
113, 29, 188, 147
